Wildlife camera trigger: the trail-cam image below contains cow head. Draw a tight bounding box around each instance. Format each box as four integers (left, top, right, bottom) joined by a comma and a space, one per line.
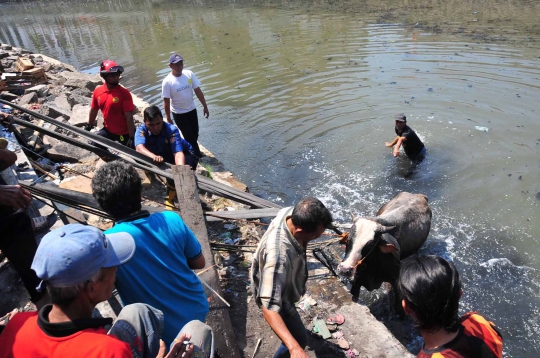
338, 218, 398, 279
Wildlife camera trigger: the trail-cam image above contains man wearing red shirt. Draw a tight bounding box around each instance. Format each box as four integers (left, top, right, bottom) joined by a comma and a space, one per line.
87, 60, 136, 148
0, 224, 196, 358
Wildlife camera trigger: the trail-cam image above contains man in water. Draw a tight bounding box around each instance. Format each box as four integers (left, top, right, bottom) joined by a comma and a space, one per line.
385, 113, 426, 163
399, 255, 503, 357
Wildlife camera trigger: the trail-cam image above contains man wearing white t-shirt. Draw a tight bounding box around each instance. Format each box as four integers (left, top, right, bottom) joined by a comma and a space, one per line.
162, 53, 209, 158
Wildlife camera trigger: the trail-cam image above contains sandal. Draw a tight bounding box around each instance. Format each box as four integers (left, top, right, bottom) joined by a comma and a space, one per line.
32, 213, 56, 233
326, 313, 345, 325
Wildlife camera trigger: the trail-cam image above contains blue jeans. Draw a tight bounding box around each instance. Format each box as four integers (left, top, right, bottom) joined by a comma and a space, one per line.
273, 309, 308, 358
409, 146, 426, 164
109, 303, 164, 358
171, 320, 214, 358
109, 304, 214, 358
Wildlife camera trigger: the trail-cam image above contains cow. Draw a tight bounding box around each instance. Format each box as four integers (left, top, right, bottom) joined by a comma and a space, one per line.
338, 192, 432, 312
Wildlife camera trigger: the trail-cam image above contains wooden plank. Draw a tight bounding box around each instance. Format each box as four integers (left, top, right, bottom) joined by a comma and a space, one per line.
205, 208, 280, 221
172, 165, 241, 358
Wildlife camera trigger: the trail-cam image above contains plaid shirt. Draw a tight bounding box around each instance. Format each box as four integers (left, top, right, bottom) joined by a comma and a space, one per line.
251, 207, 308, 316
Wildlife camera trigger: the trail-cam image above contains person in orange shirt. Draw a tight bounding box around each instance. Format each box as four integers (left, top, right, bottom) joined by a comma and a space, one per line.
399, 256, 503, 358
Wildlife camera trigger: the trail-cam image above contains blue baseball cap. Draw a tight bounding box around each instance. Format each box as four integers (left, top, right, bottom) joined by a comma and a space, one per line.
169, 53, 183, 64
32, 224, 135, 287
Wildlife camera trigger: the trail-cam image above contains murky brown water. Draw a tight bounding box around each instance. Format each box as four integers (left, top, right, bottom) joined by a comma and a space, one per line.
1, 0, 539, 356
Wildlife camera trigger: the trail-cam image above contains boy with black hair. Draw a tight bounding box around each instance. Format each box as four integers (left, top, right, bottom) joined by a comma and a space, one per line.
399, 255, 503, 358
92, 161, 210, 350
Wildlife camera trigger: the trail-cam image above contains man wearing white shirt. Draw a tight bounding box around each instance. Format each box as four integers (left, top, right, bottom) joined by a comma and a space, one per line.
162, 53, 209, 158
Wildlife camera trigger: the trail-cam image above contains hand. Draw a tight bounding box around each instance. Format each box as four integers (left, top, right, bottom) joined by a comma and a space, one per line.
288, 345, 309, 358
203, 106, 209, 119
384, 142, 393, 147
126, 138, 134, 149
0, 113, 14, 132
393, 149, 400, 157
166, 116, 173, 124
153, 155, 164, 163
155, 333, 193, 358
0, 185, 32, 211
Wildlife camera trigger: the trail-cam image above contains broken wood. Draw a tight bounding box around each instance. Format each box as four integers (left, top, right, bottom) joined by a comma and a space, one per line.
29, 159, 57, 180
204, 207, 280, 221
27, 119, 45, 149
172, 165, 241, 358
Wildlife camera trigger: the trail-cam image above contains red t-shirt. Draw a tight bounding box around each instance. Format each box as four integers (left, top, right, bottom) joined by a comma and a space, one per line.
0, 312, 132, 358
91, 84, 135, 135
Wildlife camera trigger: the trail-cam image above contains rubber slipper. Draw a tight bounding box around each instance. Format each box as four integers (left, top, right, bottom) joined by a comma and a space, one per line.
32, 213, 57, 232
326, 313, 345, 325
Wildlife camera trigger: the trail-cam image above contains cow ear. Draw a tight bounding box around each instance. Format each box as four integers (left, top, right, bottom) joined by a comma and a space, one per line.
375, 224, 395, 234
379, 243, 398, 254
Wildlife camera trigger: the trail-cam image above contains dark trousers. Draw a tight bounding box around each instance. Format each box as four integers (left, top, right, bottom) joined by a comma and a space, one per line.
94, 127, 132, 150
273, 309, 308, 358
0, 205, 42, 303
172, 109, 201, 157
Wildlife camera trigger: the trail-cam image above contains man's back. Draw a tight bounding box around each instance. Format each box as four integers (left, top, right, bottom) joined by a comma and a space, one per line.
106, 211, 208, 346
0, 311, 131, 358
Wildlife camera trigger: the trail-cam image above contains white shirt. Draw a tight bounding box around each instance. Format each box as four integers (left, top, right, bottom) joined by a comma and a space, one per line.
161, 70, 201, 114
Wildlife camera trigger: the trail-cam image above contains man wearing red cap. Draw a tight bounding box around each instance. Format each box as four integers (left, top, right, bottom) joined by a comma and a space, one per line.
162, 53, 209, 158
87, 60, 136, 149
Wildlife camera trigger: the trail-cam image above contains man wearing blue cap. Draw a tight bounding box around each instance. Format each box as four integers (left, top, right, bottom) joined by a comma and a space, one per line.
0, 224, 196, 358
162, 53, 209, 159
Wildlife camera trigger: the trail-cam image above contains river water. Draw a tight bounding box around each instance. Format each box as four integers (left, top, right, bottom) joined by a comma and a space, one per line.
1, 0, 539, 355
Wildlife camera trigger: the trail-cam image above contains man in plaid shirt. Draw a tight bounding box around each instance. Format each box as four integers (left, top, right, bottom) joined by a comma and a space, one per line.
251, 198, 333, 358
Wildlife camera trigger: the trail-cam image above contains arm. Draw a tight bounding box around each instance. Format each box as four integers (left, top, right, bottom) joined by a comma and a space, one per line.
193, 88, 209, 119
0, 148, 17, 171
385, 136, 399, 147
262, 306, 308, 358
163, 98, 173, 124
174, 151, 186, 166
88, 107, 99, 127
124, 111, 135, 138
392, 136, 406, 157
188, 254, 205, 270
136, 144, 164, 163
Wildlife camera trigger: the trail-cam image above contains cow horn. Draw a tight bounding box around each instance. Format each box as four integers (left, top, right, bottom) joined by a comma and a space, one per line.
375, 224, 396, 234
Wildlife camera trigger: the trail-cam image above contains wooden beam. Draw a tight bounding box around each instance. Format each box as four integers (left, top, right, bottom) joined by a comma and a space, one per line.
172, 165, 241, 358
